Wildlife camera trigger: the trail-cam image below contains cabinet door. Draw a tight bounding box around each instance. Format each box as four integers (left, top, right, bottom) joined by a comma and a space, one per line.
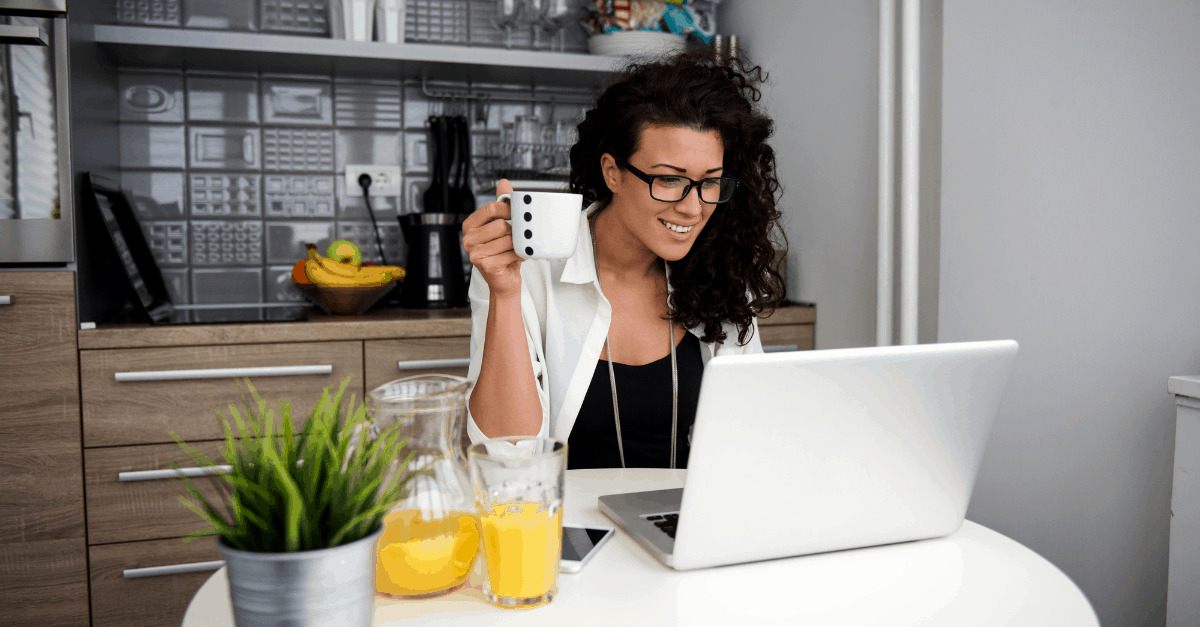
89, 536, 222, 627
80, 341, 364, 447
0, 538, 90, 626
0, 271, 88, 626
0, 271, 84, 542
85, 442, 227, 545
363, 337, 471, 392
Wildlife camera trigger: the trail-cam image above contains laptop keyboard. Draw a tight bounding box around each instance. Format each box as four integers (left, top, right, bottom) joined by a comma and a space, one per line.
645, 513, 680, 539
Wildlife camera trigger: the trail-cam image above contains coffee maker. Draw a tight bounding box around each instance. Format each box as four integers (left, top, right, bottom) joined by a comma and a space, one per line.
398, 213, 468, 308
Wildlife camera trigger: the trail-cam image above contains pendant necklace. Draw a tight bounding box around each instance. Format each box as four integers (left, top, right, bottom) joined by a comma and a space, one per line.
589, 215, 679, 469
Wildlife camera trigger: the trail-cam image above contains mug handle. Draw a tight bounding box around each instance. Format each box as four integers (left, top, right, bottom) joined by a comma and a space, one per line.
497, 193, 513, 227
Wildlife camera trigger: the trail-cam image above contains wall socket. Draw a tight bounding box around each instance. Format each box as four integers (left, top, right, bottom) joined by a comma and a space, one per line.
345, 165, 402, 197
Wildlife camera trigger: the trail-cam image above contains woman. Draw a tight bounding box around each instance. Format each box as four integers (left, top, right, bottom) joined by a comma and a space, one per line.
461, 49, 785, 469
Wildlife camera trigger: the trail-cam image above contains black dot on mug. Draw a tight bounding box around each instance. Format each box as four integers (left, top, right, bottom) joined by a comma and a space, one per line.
523, 194, 532, 204
525, 246, 534, 256
524, 229, 532, 239
523, 212, 532, 221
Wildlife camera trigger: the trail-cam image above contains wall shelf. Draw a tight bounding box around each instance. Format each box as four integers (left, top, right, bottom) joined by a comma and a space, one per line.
91, 25, 621, 89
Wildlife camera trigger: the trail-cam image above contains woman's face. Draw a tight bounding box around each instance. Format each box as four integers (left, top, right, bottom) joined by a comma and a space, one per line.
601, 124, 725, 262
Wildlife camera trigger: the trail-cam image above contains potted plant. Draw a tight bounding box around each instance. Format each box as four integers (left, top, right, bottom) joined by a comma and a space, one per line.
173, 378, 417, 627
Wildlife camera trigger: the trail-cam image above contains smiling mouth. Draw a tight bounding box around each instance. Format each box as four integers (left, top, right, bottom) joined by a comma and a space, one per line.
659, 218, 694, 234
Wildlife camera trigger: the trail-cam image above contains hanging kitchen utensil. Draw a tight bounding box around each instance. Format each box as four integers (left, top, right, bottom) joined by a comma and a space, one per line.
438, 115, 453, 213
445, 112, 461, 212
452, 115, 476, 214
422, 116, 445, 213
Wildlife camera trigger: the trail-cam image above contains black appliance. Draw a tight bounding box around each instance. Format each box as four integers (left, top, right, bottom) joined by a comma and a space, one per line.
399, 212, 468, 308
401, 112, 474, 308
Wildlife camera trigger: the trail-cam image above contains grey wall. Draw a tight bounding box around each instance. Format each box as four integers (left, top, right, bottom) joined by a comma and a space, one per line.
940, 1, 1200, 624
720, 1, 942, 349
720, 2, 881, 349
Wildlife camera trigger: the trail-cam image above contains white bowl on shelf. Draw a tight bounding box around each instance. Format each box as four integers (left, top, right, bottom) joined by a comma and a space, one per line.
588, 31, 687, 58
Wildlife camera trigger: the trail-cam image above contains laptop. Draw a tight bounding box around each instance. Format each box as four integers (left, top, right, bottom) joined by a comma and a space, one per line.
597, 340, 1019, 570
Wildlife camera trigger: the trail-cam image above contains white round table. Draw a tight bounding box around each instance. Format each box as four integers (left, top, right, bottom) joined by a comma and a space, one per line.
183, 468, 1098, 626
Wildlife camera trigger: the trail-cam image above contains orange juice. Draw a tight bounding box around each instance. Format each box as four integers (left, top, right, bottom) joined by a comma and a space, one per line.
375, 508, 480, 598
479, 501, 563, 603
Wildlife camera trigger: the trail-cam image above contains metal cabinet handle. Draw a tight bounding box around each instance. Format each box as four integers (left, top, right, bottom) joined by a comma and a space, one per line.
114, 364, 333, 382
396, 358, 471, 371
763, 344, 799, 353
0, 296, 10, 305
123, 560, 225, 579
118, 465, 232, 482
0, 24, 48, 46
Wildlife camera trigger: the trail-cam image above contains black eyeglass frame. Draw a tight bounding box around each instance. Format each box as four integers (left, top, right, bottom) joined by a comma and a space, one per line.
614, 157, 740, 204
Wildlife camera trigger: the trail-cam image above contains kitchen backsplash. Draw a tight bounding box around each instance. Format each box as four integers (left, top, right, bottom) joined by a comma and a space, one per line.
115, 67, 589, 321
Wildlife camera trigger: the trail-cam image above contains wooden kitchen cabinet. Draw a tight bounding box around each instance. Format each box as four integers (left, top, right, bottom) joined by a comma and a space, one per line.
0, 271, 89, 626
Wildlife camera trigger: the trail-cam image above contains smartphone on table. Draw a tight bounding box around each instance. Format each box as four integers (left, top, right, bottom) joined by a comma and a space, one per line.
560, 524, 615, 573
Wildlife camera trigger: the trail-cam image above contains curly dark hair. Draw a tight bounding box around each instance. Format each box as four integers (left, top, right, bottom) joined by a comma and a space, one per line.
569, 48, 787, 345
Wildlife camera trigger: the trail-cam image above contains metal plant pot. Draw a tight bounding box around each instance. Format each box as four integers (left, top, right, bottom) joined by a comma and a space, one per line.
217, 526, 383, 627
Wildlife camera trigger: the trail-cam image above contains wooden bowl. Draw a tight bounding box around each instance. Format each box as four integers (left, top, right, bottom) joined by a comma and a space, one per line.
291, 280, 398, 315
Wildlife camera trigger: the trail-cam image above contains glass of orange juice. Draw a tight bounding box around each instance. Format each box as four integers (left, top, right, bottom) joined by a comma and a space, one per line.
467, 437, 567, 609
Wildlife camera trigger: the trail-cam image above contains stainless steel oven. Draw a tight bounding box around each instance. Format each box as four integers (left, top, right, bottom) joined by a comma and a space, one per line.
0, 0, 72, 264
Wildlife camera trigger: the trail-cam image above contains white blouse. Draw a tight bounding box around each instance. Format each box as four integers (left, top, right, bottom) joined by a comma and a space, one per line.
464, 202, 764, 445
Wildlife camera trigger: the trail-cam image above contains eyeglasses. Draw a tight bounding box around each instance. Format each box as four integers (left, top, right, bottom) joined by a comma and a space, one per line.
615, 157, 740, 204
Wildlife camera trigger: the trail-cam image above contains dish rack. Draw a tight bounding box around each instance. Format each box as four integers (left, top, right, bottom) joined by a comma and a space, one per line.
484, 140, 571, 181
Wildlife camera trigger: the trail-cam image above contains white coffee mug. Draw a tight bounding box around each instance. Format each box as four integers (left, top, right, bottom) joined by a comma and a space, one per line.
501, 191, 584, 260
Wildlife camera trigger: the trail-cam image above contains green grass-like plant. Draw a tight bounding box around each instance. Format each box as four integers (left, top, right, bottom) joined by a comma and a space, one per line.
172, 377, 418, 553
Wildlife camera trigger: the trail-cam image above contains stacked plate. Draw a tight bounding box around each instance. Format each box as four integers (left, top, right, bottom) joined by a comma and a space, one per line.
588, 31, 687, 58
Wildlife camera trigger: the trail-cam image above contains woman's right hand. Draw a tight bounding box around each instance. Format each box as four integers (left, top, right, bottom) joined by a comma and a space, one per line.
462, 179, 523, 298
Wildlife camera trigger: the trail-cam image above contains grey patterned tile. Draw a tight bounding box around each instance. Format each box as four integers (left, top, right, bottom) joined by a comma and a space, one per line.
188, 126, 261, 170
264, 220, 334, 265
190, 220, 264, 265
263, 127, 335, 172
189, 173, 261, 217
186, 75, 260, 123
264, 174, 336, 218
122, 170, 186, 219
334, 82, 402, 129
263, 79, 333, 126
120, 124, 186, 169
119, 71, 184, 123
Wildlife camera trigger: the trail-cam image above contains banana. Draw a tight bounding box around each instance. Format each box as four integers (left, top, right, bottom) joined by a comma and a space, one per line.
301, 244, 406, 287
357, 265, 406, 285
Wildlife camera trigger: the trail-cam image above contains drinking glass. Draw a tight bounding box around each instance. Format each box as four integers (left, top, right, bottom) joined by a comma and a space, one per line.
495, 0, 522, 49
468, 437, 567, 608
514, 114, 540, 171
539, 0, 574, 52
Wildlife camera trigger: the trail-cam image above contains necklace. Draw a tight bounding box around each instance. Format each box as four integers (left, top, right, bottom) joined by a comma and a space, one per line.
589, 216, 679, 469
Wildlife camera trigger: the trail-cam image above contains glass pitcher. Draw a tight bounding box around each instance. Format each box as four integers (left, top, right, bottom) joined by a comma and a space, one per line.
368, 374, 479, 599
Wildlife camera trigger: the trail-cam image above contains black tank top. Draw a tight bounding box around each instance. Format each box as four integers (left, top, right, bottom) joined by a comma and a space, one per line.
567, 332, 704, 469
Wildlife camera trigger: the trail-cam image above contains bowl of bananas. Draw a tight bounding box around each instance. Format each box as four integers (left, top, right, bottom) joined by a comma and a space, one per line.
291, 240, 406, 315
